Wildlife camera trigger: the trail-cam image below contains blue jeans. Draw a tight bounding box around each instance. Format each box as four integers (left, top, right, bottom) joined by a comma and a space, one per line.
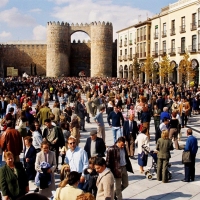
112, 127, 122, 144
0, 154, 2, 167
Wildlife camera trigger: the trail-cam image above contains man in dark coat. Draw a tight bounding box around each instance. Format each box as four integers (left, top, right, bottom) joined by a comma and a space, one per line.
78, 99, 87, 131
84, 130, 106, 159
123, 114, 138, 159
106, 137, 133, 200
0, 96, 7, 119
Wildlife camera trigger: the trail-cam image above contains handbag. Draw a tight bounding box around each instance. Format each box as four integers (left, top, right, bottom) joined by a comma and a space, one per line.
182, 151, 191, 164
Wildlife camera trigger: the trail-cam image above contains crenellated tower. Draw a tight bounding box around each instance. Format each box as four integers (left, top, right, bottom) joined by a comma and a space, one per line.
46, 21, 70, 77
90, 21, 113, 77
46, 21, 113, 77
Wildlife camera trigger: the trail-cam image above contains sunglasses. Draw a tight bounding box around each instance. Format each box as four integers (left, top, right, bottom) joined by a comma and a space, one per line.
69, 142, 76, 145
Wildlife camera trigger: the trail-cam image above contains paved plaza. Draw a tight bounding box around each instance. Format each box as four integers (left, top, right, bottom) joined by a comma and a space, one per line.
25, 100, 200, 200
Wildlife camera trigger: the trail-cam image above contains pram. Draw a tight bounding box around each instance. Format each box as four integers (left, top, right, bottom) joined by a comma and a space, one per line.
141, 144, 172, 180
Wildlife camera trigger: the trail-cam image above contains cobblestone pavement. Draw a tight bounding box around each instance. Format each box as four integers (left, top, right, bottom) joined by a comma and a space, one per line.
25, 100, 200, 199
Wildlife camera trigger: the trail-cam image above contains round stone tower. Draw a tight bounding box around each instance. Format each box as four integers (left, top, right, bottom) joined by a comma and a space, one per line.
90, 21, 113, 77
46, 21, 70, 77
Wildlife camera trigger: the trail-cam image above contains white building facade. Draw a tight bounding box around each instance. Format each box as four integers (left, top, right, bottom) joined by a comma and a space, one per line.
117, 0, 200, 84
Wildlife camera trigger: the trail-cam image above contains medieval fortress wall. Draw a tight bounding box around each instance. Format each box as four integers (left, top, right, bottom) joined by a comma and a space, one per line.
0, 21, 113, 77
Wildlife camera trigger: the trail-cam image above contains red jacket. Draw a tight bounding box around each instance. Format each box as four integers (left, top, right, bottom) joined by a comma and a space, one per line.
1, 128, 23, 156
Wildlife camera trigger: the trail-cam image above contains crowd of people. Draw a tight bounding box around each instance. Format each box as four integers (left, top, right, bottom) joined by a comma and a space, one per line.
0, 76, 199, 200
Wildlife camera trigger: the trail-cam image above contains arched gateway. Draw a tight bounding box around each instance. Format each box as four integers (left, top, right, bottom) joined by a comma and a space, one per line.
46, 21, 113, 77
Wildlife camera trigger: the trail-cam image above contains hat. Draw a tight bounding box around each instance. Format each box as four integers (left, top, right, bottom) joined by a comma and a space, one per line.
90, 130, 97, 136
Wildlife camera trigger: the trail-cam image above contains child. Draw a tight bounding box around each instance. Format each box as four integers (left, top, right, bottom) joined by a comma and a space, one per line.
60, 164, 70, 181
83, 157, 98, 197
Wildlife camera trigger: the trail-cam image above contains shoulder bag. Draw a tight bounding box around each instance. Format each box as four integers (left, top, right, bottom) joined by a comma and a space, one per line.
182, 151, 191, 164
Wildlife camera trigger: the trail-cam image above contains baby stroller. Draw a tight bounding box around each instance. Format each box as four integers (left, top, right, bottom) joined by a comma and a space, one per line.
142, 144, 172, 180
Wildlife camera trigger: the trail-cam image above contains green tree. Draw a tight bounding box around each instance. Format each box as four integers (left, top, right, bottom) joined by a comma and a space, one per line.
141, 55, 154, 80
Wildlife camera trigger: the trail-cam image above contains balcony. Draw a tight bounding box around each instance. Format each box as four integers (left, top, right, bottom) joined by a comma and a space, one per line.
118, 55, 123, 61
154, 33, 159, 39
180, 25, 186, 33
129, 40, 132, 45
191, 23, 197, 31
162, 31, 167, 38
178, 47, 185, 54
119, 42, 122, 47
168, 48, 176, 56
188, 45, 197, 53
152, 51, 158, 58
123, 55, 128, 61
128, 54, 133, 60
159, 50, 167, 56
170, 29, 176, 36
124, 40, 127, 47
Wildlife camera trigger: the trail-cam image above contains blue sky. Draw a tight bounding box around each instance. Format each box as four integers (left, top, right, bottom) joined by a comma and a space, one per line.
0, 0, 177, 42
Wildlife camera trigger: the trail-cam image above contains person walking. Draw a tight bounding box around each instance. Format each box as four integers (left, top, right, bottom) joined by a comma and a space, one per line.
182, 129, 198, 182
106, 137, 133, 200
107, 106, 124, 143
94, 106, 106, 142
156, 130, 174, 183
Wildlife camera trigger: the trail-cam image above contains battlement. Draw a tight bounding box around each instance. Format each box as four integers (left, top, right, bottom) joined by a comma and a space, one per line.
47, 21, 112, 27
90, 21, 112, 26
72, 39, 91, 43
0, 44, 47, 49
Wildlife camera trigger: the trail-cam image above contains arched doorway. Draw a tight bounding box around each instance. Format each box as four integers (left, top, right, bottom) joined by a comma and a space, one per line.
119, 65, 123, 78
169, 61, 177, 83
191, 59, 199, 85
70, 32, 91, 76
124, 65, 128, 79
129, 64, 133, 80
153, 62, 160, 84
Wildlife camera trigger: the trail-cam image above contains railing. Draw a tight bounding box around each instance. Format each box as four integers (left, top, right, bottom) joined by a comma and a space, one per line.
124, 40, 127, 47
118, 55, 123, 61
128, 54, 133, 60
154, 33, 159, 39
162, 31, 167, 37
170, 29, 176, 36
178, 47, 185, 54
188, 45, 197, 53
129, 40, 132, 45
168, 48, 176, 55
159, 50, 167, 56
191, 23, 197, 31
152, 51, 158, 57
180, 25, 186, 33
123, 55, 128, 61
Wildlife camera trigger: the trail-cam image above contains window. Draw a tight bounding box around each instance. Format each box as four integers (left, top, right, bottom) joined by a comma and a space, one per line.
155, 25, 158, 39
171, 20, 175, 35
120, 50, 122, 55
137, 29, 140, 42
129, 33, 132, 44
125, 49, 127, 55
198, 31, 200, 50
171, 39, 175, 51
130, 48, 132, 55
140, 28, 143, 40
198, 8, 200, 27
181, 37, 185, 52
144, 42, 146, 56
181, 17, 186, 32
144, 27, 146, 40
163, 23, 166, 37
163, 40, 166, 53
155, 42, 158, 54
192, 13, 197, 25
192, 35, 197, 50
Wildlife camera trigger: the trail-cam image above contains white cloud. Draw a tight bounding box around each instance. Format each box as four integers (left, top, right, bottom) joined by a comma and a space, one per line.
51, 0, 154, 39
0, 31, 11, 38
32, 25, 47, 40
29, 8, 42, 13
0, 0, 9, 8
0, 7, 36, 27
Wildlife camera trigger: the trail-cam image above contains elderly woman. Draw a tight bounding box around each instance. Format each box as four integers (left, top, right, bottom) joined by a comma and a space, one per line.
135, 127, 149, 173
34, 141, 56, 198
53, 171, 83, 200
156, 130, 174, 183
0, 151, 29, 200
